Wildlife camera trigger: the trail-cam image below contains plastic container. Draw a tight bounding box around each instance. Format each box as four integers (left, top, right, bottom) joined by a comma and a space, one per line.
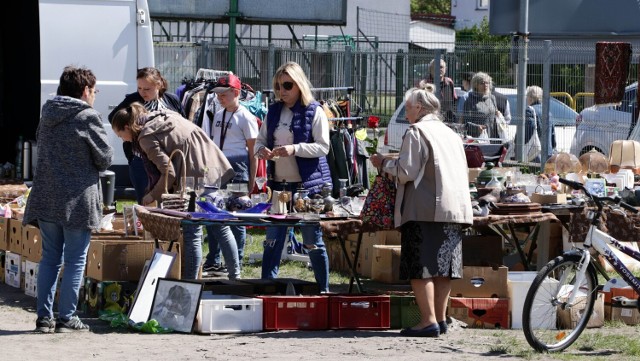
259, 295, 329, 331
329, 294, 390, 329
100, 170, 116, 207
196, 293, 263, 334
389, 295, 421, 329
508, 271, 558, 329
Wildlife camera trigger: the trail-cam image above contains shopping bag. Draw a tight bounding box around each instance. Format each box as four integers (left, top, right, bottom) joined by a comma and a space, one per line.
495, 111, 509, 141
360, 174, 396, 230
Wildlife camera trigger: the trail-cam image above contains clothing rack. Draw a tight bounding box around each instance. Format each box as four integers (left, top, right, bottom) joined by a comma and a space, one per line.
195, 68, 231, 81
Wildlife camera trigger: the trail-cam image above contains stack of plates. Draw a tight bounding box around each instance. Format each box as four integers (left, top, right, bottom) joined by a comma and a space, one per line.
490, 202, 541, 215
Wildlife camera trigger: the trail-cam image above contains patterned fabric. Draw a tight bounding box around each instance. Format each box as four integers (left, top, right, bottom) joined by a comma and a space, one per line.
399, 221, 463, 280
360, 175, 396, 230
595, 42, 632, 106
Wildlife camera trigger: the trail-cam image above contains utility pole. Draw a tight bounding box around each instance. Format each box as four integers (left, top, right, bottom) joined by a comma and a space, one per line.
227, 0, 239, 73
515, 0, 529, 162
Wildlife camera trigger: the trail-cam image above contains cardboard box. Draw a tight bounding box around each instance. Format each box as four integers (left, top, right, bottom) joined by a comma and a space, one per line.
529, 192, 567, 204
325, 237, 349, 273
21, 225, 42, 263
448, 297, 509, 329
0, 217, 9, 250
383, 230, 402, 245
4, 251, 21, 288
371, 245, 405, 284
610, 287, 640, 325
462, 235, 503, 267
86, 238, 181, 281
557, 291, 605, 329
83, 277, 138, 316
24, 260, 38, 297
8, 218, 23, 254
349, 231, 383, 278
451, 266, 509, 298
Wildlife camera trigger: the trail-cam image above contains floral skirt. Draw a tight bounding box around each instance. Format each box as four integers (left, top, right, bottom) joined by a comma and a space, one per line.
399, 221, 463, 280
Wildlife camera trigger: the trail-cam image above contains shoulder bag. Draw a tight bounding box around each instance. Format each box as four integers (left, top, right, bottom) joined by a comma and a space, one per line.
160, 149, 189, 211
360, 171, 396, 230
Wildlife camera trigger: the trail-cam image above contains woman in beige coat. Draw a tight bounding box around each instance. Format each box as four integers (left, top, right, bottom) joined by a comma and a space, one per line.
111, 102, 239, 280
371, 85, 472, 338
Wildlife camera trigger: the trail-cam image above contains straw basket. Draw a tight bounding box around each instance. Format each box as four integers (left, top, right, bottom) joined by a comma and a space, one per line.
160, 149, 189, 212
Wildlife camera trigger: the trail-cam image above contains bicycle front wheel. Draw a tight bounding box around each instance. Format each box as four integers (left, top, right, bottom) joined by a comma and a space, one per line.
522, 253, 598, 352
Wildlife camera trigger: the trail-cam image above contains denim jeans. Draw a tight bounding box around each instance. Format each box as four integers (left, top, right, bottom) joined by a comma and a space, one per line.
204, 225, 246, 266
181, 224, 203, 280
204, 224, 241, 279
129, 155, 148, 205
36, 219, 91, 321
262, 225, 329, 292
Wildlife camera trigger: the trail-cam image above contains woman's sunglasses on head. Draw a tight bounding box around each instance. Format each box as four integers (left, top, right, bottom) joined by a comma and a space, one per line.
275, 81, 295, 91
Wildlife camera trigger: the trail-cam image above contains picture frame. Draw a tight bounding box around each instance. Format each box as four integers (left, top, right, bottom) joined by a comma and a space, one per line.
128, 249, 176, 325
149, 278, 203, 333
584, 177, 606, 197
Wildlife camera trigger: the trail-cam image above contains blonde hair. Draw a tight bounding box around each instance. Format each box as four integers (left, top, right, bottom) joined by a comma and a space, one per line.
110, 102, 148, 139
526, 85, 543, 103
405, 86, 441, 119
272, 61, 314, 106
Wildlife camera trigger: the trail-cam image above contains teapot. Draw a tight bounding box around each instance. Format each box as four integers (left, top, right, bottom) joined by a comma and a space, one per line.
225, 183, 253, 211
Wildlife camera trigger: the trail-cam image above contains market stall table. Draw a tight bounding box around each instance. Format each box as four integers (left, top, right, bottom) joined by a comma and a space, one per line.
134, 206, 370, 293
473, 212, 560, 271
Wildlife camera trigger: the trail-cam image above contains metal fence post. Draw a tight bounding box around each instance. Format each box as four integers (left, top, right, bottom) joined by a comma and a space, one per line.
542, 40, 552, 166
344, 45, 353, 88
198, 40, 210, 70
359, 53, 368, 113
268, 43, 275, 84
396, 49, 405, 109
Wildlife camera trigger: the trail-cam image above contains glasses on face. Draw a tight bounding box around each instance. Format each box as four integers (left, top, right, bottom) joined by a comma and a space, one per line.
93, 88, 100, 94
275, 81, 295, 91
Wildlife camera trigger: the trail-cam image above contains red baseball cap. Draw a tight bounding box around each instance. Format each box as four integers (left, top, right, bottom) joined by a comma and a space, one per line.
212, 74, 241, 93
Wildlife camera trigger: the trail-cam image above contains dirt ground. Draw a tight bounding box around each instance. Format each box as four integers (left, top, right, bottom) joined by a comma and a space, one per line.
1, 281, 636, 361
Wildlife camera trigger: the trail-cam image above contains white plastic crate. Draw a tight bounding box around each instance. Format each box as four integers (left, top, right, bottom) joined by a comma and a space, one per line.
196, 292, 263, 334
508, 271, 558, 329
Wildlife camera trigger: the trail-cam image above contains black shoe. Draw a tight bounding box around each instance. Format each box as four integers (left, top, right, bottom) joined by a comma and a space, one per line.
202, 264, 228, 277
438, 320, 448, 335
35, 316, 56, 333
400, 323, 440, 338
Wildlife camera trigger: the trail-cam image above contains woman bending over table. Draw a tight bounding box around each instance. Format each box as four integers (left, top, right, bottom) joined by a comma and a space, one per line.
110, 102, 239, 280
370, 84, 472, 337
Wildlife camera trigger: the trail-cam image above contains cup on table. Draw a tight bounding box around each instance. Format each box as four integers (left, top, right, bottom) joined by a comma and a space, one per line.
350, 195, 366, 215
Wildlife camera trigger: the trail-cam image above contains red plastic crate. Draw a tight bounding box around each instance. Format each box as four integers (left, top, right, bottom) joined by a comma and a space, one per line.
259, 295, 329, 331
329, 294, 391, 329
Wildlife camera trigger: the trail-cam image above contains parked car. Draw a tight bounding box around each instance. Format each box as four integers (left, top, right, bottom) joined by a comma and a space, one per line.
384, 87, 578, 155
570, 82, 638, 156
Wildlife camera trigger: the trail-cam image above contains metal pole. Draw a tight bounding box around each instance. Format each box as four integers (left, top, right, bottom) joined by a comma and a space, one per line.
515, 0, 529, 162
434, 50, 442, 101
542, 40, 552, 165
227, 0, 239, 73
344, 45, 353, 88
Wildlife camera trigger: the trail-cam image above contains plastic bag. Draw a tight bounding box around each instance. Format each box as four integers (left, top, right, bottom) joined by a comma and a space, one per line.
99, 212, 115, 232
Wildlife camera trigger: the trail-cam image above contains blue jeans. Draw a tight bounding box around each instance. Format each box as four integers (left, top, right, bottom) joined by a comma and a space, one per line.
36, 219, 91, 321
205, 225, 246, 266
181, 224, 203, 280
203, 224, 241, 279
262, 225, 329, 292
129, 155, 148, 205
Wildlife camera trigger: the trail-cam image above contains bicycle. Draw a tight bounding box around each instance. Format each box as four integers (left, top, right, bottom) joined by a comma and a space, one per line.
522, 177, 640, 352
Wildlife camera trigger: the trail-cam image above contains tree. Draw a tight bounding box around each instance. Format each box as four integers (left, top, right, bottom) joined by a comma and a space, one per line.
411, 0, 450, 14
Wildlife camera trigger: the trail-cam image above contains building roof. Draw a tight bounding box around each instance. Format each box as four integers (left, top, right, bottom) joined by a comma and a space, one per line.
410, 13, 455, 29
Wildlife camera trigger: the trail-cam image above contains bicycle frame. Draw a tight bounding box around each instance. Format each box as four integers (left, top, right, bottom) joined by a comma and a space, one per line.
569, 213, 640, 306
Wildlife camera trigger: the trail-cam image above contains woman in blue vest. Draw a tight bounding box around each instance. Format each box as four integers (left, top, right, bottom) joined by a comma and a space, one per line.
254, 61, 331, 292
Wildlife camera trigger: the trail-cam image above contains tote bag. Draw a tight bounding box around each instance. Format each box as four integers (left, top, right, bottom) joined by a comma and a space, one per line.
360, 174, 396, 230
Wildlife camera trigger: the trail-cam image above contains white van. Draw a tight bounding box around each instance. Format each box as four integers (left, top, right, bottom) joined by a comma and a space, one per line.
1, 0, 154, 194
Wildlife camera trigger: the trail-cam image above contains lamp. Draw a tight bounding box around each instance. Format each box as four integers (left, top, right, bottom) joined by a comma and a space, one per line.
579, 149, 609, 175
544, 152, 581, 175
609, 140, 640, 174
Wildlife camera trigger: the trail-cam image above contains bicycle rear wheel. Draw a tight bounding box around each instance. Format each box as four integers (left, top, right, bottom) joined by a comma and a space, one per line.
522, 253, 598, 352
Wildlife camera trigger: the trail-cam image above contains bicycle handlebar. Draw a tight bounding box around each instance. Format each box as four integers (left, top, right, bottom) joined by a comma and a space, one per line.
559, 177, 639, 214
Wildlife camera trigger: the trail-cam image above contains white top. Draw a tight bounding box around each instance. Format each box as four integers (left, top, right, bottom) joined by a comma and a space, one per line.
255, 106, 329, 182
206, 105, 259, 158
